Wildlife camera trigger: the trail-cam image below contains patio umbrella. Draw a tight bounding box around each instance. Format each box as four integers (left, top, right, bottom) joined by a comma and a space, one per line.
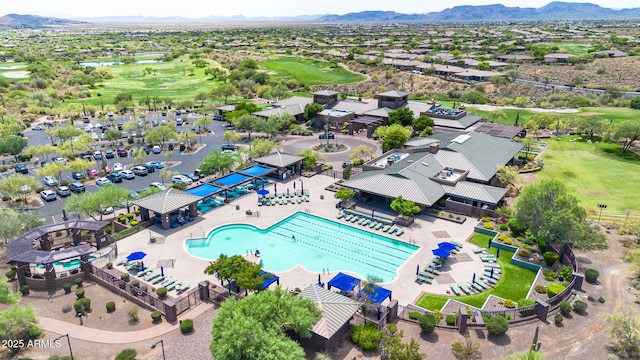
140, 261, 145, 271
293, 182, 296, 190
490, 268, 494, 279
301, 181, 304, 194
432, 247, 450, 259
496, 248, 501, 258
416, 265, 420, 275
257, 189, 269, 196
287, 188, 289, 196
372, 209, 375, 218
472, 272, 476, 284
274, 183, 277, 194
126, 251, 147, 261
317, 274, 321, 285
161, 266, 164, 277
437, 242, 456, 251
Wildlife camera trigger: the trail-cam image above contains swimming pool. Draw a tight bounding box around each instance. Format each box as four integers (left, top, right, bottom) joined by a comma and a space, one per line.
36, 256, 96, 270
186, 212, 418, 282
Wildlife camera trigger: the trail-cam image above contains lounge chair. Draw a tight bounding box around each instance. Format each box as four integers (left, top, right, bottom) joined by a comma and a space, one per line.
482, 271, 500, 279
350, 216, 359, 223
296, 197, 302, 204
374, 223, 382, 230
344, 214, 353, 221
418, 271, 435, 279
473, 247, 487, 254
138, 268, 153, 277
474, 281, 489, 290
395, 228, 404, 236
151, 275, 166, 285
369, 221, 377, 228
144, 271, 162, 281
450, 241, 464, 248
450, 284, 461, 296
166, 281, 181, 291
481, 276, 498, 284
115, 258, 128, 266
382, 225, 391, 232
459, 283, 472, 295
337, 212, 345, 219
471, 282, 484, 292
304, 195, 309, 202
424, 267, 441, 275
160, 278, 177, 288
416, 274, 433, 284
361, 219, 370, 226
176, 284, 190, 293
486, 263, 501, 269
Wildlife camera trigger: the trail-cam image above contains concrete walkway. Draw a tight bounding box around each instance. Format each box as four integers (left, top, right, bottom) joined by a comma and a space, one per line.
40, 302, 214, 343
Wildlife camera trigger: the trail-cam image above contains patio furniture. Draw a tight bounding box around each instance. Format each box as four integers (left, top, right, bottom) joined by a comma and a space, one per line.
481, 276, 498, 284
138, 268, 153, 278
458, 283, 472, 295
151, 276, 166, 285
344, 214, 353, 221
473, 247, 487, 254
337, 212, 345, 219
471, 282, 484, 292
424, 267, 441, 275
176, 284, 190, 293
486, 263, 501, 269
374, 223, 382, 230
304, 194, 309, 202
297, 197, 302, 204
450, 241, 464, 249
416, 274, 433, 284
144, 271, 162, 281
115, 258, 128, 266
160, 278, 177, 288
166, 281, 181, 291
474, 281, 489, 290
350, 216, 359, 223
369, 221, 377, 228
382, 225, 391, 232
418, 271, 435, 279
450, 284, 461, 296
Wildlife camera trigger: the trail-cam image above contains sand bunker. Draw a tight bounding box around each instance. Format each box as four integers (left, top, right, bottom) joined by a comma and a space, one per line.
1, 71, 30, 79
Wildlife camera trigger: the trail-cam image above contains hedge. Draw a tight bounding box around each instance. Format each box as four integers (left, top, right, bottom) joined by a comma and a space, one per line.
75, 277, 83, 287
106, 301, 116, 313
115, 349, 137, 360
554, 313, 564, 324
486, 316, 509, 336
560, 302, 572, 316
180, 319, 194, 334
418, 313, 437, 334
75, 288, 85, 299
156, 287, 167, 298
151, 311, 162, 323
543, 251, 559, 266
585, 268, 599, 284
63, 282, 72, 294
349, 322, 381, 351
446, 315, 457, 326
572, 300, 588, 314
547, 283, 566, 298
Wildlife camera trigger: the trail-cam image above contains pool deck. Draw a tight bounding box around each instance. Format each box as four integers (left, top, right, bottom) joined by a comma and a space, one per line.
115, 174, 486, 306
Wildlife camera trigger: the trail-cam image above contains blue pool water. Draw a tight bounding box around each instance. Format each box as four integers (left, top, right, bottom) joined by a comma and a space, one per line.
186, 212, 418, 282
36, 256, 96, 270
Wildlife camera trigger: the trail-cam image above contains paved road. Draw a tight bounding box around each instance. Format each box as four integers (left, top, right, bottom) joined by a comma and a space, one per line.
514, 78, 640, 96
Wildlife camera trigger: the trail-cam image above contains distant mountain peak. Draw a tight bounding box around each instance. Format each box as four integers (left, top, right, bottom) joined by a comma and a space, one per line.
0, 13, 89, 29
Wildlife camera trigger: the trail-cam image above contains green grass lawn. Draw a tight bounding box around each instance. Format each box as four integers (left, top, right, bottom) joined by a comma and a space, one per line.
74, 56, 221, 107
468, 106, 639, 126
415, 233, 537, 310
0, 62, 28, 79
261, 56, 366, 85
537, 42, 593, 56
534, 136, 640, 215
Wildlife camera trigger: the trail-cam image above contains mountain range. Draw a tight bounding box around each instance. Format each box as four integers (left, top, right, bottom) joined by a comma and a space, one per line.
2, 2, 640, 28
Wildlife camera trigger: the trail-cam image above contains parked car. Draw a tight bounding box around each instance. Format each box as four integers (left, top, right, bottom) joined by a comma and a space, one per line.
117, 122, 123, 130
93, 150, 102, 160
119, 170, 135, 180
54, 157, 68, 164
69, 182, 86, 193
104, 149, 115, 159
149, 182, 167, 191
71, 172, 85, 180
117, 147, 128, 157
43, 176, 59, 187
175, 110, 181, 116
55, 186, 71, 197
146, 161, 165, 169
15, 164, 28, 174
183, 173, 200, 182
152, 119, 159, 127
131, 166, 148, 176
106, 173, 123, 183
152, 145, 162, 154
213, 114, 224, 121
112, 163, 124, 172
121, 131, 128, 138
143, 163, 156, 173
90, 132, 99, 140
141, 146, 150, 155
171, 174, 193, 185
176, 118, 183, 126
40, 190, 56, 202
82, 116, 90, 124
87, 168, 98, 176
221, 144, 237, 152
96, 177, 113, 186
100, 206, 115, 215
319, 132, 335, 139
33, 125, 46, 131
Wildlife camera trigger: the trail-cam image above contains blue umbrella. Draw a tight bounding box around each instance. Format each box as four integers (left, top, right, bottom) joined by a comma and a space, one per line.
140, 261, 144, 271
257, 189, 269, 195
126, 251, 147, 261
437, 242, 456, 251
472, 272, 476, 284
416, 264, 420, 275
317, 274, 321, 285
301, 181, 303, 194
274, 183, 277, 194
432, 247, 450, 258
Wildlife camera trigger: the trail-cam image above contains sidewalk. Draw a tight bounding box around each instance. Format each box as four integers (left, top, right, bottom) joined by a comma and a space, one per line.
40, 302, 214, 344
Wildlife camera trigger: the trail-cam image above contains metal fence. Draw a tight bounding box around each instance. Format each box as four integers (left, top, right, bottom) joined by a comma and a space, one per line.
90, 265, 168, 313
175, 287, 200, 315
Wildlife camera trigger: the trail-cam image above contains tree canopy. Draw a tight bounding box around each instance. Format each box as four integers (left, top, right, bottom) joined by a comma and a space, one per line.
390, 196, 421, 219
0, 208, 42, 245
513, 179, 607, 252
334, 188, 355, 202
609, 120, 640, 154
381, 124, 411, 152
199, 150, 238, 176
388, 107, 414, 127
303, 103, 323, 121
210, 286, 321, 360
0, 135, 28, 160
64, 186, 130, 221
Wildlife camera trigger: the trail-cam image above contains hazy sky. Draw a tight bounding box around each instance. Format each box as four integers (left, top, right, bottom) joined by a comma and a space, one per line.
4, 0, 639, 18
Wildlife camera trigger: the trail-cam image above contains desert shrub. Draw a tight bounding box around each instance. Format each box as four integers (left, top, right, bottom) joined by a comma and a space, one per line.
156, 287, 167, 298
518, 249, 530, 257
129, 220, 138, 226
543, 251, 559, 266
560, 301, 572, 316
115, 348, 137, 360
60, 282, 71, 294
572, 300, 588, 314
483, 222, 494, 230
523, 244, 535, 251
418, 313, 437, 334
73, 300, 86, 314
543, 269, 558, 281
508, 218, 525, 236
518, 299, 536, 317
180, 319, 194, 334
5, 270, 16, 280
481, 216, 490, 222
486, 316, 509, 336
130, 280, 140, 289
537, 239, 547, 253
497, 233, 510, 242
75, 289, 85, 299
105, 225, 112, 234
128, 305, 139, 322
503, 238, 513, 245
20, 285, 30, 295
503, 299, 516, 308
585, 268, 599, 284
350, 322, 381, 351
120, 273, 130, 282
498, 224, 508, 232
408, 311, 421, 320
598, 296, 605, 303
554, 313, 564, 324
523, 237, 534, 245
547, 283, 566, 298
151, 310, 162, 323
107, 262, 113, 269
106, 301, 116, 313
78, 298, 91, 312
446, 315, 457, 326
62, 304, 73, 313
74, 277, 83, 287
126, 213, 134, 220
535, 285, 547, 293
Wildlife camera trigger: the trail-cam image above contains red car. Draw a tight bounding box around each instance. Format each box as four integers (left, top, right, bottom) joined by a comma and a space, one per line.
87, 168, 98, 176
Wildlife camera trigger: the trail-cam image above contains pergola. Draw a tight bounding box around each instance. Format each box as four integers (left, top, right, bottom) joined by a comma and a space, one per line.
133, 188, 202, 230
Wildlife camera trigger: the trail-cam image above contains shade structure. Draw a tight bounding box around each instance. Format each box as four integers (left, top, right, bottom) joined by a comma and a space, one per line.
260, 270, 279, 290
432, 247, 451, 258
437, 242, 457, 252
274, 183, 277, 194
327, 272, 361, 291
256, 189, 269, 195
126, 251, 147, 261
359, 285, 392, 303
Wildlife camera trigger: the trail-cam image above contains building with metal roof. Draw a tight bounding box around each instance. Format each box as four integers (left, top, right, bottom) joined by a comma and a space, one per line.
342, 132, 523, 209
292, 284, 361, 352
133, 188, 201, 230
253, 152, 304, 180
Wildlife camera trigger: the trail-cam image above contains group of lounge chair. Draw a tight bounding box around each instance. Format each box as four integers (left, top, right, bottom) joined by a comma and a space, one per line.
259, 191, 309, 206
336, 212, 404, 236
115, 258, 191, 294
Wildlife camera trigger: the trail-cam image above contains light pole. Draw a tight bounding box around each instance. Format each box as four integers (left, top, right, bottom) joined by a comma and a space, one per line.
151, 339, 165, 360
54, 334, 73, 360
597, 204, 607, 223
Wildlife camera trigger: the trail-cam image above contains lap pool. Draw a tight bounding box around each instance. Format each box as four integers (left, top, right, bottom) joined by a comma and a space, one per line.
186, 212, 418, 283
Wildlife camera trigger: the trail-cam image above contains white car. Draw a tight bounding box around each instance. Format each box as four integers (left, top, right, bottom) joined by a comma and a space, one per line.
119, 170, 135, 180
171, 174, 193, 185
43, 176, 59, 187
149, 182, 167, 191
95, 177, 112, 187
90, 132, 99, 140
112, 163, 124, 172
54, 157, 67, 164
130, 130, 137, 137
